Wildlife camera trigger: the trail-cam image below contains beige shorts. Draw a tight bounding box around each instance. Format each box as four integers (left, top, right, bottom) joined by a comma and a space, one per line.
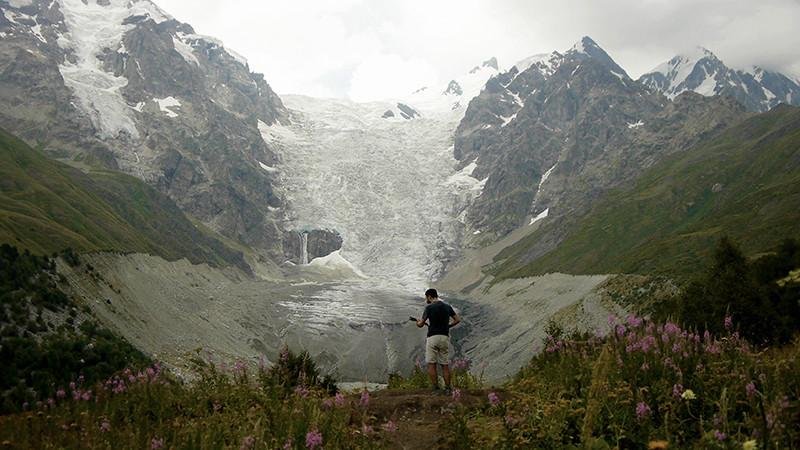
425, 335, 450, 365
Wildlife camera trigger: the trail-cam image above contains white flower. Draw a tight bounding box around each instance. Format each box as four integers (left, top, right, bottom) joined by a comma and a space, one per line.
681, 389, 696, 400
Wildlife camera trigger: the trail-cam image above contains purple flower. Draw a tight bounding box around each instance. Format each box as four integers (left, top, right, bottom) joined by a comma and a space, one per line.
151, 437, 165, 450
714, 430, 727, 441
360, 390, 370, 407
334, 392, 347, 407
746, 382, 757, 399
99, 419, 111, 433
56, 389, 66, 399
635, 402, 651, 421
672, 384, 684, 398
488, 392, 500, 406
294, 385, 310, 398
615, 324, 627, 337
81, 391, 92, 402
240, 435, 256, 450
233, 360, 246, 375
382, 420, 398, 433
724, 315, 733, 330
283, 438, 293, 450
451, 388, 462, 402
305, 429, 323, 449
664, 322, 681, 336
452, 358, 471, 371
626, 314, 643, 328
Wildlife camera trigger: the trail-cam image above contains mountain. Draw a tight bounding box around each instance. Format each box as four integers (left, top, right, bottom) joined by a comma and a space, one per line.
639, 47, 800, 112
490, 104, 800, 279
404, 57, 501, 116
453, 36, 747, 263
0, 0, 290, 263
0, 127, 249, 271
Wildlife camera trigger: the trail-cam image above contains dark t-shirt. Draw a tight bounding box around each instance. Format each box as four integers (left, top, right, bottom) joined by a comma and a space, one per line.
422, 301, 456, 337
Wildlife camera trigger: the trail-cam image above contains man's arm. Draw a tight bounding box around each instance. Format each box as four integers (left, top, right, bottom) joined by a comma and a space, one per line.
449, 313, 461, 329
417, 307, 428, 328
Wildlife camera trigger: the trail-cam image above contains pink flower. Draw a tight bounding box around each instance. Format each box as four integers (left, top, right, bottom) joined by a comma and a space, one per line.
81, 391, 92, 402
714, 430, 727, 441
294, 385, 310, 398
240, 435, 256, 450
322, 398, 334, 409
746, 382, 757, 399
56, 389, 66, 399
626, 314, 643, 328
672, 384, 684, 398
334, 392, 347, 407
151, 437, 165, 450
305, 429, 323, 449
615, 324, 627, 337
451, 388, 462, 402
69, 382, 76, 391
488, 392, 500, 406
635, 402, 651, 421
283, 438, 293, 450
664, 322, 681, 336
99, 419, 111, 433
360, 390, 370, 407
724, 315, 733, 330
382, 420, 398, 433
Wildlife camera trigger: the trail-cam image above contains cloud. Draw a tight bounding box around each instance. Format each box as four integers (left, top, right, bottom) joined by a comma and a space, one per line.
156, 0, 800, 100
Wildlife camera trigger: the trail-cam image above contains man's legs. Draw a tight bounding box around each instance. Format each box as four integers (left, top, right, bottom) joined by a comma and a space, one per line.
427, 363, 438, 388
442, 364, 451, 389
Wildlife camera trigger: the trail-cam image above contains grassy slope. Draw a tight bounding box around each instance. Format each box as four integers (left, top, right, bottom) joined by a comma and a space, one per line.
0, 128, 248, 271
493, 105, 800, 279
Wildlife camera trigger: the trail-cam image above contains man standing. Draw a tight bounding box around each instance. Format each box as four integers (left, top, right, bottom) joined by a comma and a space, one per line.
417, 288, 460, 392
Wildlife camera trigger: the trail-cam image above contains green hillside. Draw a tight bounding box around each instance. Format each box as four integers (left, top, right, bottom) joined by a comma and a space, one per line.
494, 104, 800, 279
0, 128, 248, 271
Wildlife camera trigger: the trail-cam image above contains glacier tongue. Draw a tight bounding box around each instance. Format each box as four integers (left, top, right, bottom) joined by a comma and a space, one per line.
268, 95, 483, 292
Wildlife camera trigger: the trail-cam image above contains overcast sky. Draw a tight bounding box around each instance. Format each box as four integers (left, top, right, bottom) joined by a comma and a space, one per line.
158, 0, 800, 102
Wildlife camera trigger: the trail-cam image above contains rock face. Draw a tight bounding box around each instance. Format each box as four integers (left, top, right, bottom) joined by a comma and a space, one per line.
639, 47, 800, 113
454, 36, 747, 262
0, 0, 288, 262
282, 229, 344, 265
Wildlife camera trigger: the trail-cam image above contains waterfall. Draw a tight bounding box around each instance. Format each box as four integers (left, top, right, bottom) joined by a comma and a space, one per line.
301, 232, 309, 265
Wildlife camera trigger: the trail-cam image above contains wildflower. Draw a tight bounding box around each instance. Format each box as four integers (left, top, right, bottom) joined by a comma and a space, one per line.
283, 438, 293, 450
213, 402, 222, 413
99, 419, 111, 433
81, 391, 92, 402
663, 322, 680, 336
322, 398, 334, 409
452, 358, 471, 371
672, 384, 684, 398
705, 342, 721, 355
615, 324, 627, 337
69, 382, 76, 391
47, 398, 55, 407
361, 424, 373, 435
305, 429, 323, 449
240, 435, 256, 450
334, 392, 347, 407
451, 388, 462, 402
714, 430, 726, 441
636, 402, 651, 421
626, 314, 643, 328
746, 382, 757, 399
742, 439, 758, 450
382, 420, 398, 433
360, 390, 370, 407
151, 437, 165, 449
279, 346, 289, 362
607, 314, 618, 327
724, 315, 733, 330
294, 385, 310, 398
234, 360, 246, 375
504, 415, 518, 427
681, 389, 696, 400
488, 392, 500, 406
56, 389, 66, 399
78, 375, 85, 384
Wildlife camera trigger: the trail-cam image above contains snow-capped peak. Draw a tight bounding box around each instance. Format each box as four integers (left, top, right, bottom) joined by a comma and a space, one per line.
514, 52, 563, 77
406, 57, 501, 116
568, 36, 601, 55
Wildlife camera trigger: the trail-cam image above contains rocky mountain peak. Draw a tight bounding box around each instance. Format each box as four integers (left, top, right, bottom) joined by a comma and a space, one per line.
565, 35, 628, 77
639, 46, 800, 112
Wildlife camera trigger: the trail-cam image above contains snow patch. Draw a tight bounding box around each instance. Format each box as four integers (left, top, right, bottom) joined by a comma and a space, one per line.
172, 36, 199, 66
694, 67, 718, 96
154, 96, 181, 117
8, 0, 34, 7
610, 70, 626, 82
627, 120, 644, 129
308, 250, 367, 278
529, 208, 549, 225
30, 24, 46, 43
444, 161, 486, 192
762, 86, 776, 100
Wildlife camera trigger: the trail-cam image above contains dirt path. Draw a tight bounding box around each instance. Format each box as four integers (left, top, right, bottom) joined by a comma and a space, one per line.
360, 388, 505, 449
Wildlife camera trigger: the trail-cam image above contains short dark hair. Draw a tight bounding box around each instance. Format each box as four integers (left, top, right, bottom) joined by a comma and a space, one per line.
425, 288, 438, 298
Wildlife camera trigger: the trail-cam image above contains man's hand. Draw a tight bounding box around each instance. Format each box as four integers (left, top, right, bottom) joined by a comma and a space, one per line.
448, 314, 461, 329
417, 319, 426, 328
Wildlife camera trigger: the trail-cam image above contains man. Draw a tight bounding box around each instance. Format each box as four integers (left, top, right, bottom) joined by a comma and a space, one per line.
416, 288, 460, 392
